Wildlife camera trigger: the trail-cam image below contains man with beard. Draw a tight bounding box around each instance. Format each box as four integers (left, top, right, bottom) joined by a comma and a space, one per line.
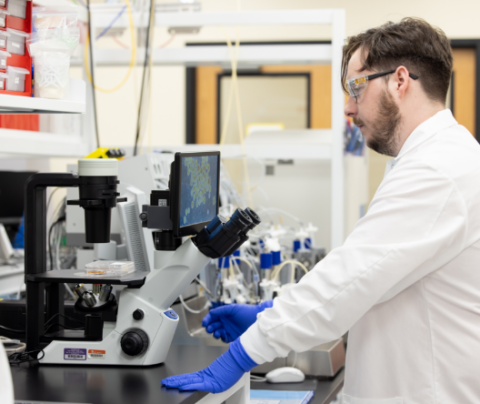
163, 18, 480, 404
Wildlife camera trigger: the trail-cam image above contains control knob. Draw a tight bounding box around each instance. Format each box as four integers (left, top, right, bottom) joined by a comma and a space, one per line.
121, 329, 149, 356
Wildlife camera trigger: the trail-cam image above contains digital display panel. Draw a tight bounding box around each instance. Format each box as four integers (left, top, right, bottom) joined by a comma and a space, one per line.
179, 155, 219, 228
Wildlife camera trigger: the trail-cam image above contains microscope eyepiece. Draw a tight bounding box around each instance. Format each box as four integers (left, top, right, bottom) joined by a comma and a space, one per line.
225, 208, 253, 235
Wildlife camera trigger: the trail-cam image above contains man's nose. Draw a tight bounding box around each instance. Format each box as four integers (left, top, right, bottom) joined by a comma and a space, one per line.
344, 96, 357, 117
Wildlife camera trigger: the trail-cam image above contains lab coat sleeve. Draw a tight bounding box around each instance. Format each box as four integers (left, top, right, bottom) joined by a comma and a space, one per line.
241, 159, 468, 364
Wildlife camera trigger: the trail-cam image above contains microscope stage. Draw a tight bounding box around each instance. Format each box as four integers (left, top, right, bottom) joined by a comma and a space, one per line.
25, 269, 147, 286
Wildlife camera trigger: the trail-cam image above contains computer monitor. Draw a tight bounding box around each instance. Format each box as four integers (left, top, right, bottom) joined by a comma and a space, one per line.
169, 151, 220, 237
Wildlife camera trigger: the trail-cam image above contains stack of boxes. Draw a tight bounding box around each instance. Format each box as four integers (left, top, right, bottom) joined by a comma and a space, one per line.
0, 0, 31, 96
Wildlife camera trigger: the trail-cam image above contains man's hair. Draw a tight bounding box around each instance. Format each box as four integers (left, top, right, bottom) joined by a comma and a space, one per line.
341, 18, 453, 103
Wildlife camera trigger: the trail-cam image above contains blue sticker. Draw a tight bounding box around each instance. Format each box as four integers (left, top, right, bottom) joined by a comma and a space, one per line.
64, 348, 87, 361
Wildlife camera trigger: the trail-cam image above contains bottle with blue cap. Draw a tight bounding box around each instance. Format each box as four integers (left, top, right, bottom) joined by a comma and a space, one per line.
260, 252, 273, 281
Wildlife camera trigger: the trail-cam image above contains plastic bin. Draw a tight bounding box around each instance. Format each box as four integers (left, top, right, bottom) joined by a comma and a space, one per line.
0, 31, 9, 49
7, 0, 26, 19
6, 66, 29, 91
0, 10, 9, 28
6, 27, 27, 55
0, 50, 10, 69
34, 49, 70, 99
0, 72, 6, 90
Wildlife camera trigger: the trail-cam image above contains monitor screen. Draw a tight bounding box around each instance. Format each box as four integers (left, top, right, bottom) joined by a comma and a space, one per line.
179, 154, 219, 228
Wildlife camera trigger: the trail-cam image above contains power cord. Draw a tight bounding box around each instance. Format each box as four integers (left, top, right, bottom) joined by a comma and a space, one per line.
0, 325, 25, 335
9, 349, 44, 367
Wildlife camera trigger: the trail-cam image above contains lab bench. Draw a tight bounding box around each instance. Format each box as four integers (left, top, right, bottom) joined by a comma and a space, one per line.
10, 345, 344, 404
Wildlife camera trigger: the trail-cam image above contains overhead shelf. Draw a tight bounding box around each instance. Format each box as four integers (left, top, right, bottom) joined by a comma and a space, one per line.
0, 129, 91, 157
74, 44, 332, 67
0, 78, 86, 114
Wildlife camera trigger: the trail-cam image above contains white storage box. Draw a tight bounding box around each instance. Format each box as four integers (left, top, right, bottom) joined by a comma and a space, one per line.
0, 50, 10, 69
0, 31, 10, 49
7, 0, 27, 19
0, 72, 7, 90
0, 10, 9, 28
6, 28, 27, 55
6, 66, 29, 91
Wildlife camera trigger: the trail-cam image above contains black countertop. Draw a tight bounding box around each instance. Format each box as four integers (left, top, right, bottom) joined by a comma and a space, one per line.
10, 345, 343, 404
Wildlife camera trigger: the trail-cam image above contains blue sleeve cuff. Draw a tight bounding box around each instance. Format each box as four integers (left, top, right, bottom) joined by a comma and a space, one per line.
258, 300, 273, 312
229, 338, 258, 372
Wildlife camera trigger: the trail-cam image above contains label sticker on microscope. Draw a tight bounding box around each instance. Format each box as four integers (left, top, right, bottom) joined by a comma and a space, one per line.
88, 349, 106, 359
64, 348, 87, 361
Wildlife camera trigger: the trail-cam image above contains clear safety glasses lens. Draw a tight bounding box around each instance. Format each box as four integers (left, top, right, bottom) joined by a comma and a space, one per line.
346, 76, 368, 100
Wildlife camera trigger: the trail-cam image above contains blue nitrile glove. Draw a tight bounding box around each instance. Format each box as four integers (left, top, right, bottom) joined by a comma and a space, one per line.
202, 301, 273, 343
161, 338, 257, 393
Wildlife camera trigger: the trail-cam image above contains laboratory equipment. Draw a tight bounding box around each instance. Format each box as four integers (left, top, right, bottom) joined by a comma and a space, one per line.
23, 152, 260, 366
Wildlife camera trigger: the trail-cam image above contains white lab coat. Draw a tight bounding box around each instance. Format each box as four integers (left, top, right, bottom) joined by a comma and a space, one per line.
241, 109, 480, 404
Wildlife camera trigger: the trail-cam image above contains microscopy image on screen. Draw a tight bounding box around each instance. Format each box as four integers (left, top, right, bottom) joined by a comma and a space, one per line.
180, 155, 218, 228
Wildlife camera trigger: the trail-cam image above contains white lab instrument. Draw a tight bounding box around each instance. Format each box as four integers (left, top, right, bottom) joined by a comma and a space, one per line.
25, 152, 260, 367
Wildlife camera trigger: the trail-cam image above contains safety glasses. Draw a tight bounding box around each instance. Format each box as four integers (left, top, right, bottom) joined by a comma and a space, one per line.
346, 69, 419, 102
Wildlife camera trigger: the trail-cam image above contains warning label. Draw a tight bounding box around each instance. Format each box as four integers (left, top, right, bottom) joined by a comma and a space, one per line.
64, 348, 87, 361
88, 349, 106, 359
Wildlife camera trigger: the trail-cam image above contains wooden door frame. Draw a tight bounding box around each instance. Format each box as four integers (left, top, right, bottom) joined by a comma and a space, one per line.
186, 40, 480, 143
185, 41, 328, 144
450, 40, 480, 141
215, 71, 311, 143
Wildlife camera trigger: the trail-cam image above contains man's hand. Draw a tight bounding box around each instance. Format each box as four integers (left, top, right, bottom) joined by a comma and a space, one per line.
202, 301, 273, 343
161, 339, 257, 393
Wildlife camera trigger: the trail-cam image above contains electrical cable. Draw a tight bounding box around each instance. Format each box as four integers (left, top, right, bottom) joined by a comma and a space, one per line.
132, 0, 155, 156
83, 0, 136, 93
44, 323, 84, 335
48, 217, 65, 271
0, 325, 24, 335
179, 294, 210, 314
96, 5, 126, 41
44, 313, 84, 329
46, 187, 61, 215
9, 349, 44, 366
86, 0, 100, 148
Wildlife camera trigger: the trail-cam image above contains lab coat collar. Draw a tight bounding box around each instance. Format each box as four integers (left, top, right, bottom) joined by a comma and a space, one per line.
395, 109, 457, 162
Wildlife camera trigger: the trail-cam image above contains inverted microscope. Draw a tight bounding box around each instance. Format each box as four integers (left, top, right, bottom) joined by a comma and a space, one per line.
24, 151, 260, 365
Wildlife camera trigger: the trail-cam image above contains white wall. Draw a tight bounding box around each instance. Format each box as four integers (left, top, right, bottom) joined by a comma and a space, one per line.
86, 0, 480, 149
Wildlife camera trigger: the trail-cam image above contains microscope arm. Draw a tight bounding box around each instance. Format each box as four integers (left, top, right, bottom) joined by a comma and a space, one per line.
133, 207, 261, 310
130, 238, 211, 310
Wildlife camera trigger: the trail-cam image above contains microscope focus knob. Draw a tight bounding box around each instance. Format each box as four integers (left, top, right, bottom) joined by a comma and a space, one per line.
121, 329, 149, 356
133, 309, 144, 320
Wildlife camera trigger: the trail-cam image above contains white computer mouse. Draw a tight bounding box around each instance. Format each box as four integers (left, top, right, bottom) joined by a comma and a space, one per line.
265, 367, 306, 383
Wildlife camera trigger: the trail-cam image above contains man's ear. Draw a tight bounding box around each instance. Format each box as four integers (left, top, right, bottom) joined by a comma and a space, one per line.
391, 66, 410, 99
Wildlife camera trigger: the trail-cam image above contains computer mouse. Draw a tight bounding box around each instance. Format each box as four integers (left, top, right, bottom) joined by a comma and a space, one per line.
265, 367, 306, 383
